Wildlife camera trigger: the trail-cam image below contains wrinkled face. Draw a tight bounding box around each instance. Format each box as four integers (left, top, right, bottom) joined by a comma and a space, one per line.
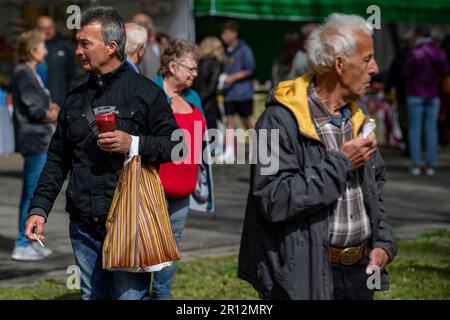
169, 53, 198, 89
31, 41, 47, 64
75, 23, 116, 74
338, 29, 379, 100
221, 29, 237, 46
37, 17, 55, 41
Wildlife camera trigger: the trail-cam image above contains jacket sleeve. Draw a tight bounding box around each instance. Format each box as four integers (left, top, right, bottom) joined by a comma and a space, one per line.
29, 108, 71, 219
16, 69, 48, 122
252, 106, 353, 222
371, 151, 397, 261
139, 88, 180, 164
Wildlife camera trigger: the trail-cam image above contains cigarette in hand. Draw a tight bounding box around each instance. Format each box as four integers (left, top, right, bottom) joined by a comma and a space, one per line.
33, 233, 45, 248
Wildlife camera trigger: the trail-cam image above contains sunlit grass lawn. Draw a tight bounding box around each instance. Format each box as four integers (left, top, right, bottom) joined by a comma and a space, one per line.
0, 230, 448, 300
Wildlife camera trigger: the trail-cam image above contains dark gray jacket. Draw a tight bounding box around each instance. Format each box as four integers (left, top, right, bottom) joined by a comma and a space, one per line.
237, 75, 397, 300
11, 63, 54, 154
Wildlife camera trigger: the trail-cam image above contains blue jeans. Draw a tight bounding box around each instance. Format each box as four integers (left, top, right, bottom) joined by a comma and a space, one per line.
16, 153, 47, 247
407, 96, 440, 168
69, 218, 151, 300
151, 196, 190, 300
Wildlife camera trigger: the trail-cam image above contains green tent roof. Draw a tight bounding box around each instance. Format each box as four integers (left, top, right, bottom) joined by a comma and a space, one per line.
194, 0, 450, 23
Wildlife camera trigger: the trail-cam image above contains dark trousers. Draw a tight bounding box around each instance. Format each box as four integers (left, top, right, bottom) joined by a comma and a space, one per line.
332, 256, 374, 300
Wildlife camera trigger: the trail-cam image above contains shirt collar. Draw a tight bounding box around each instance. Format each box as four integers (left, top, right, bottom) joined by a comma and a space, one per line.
126, 59, 140, 74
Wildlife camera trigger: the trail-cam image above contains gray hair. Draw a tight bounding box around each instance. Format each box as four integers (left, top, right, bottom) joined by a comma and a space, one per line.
158, 39, 201, 77
306, 13, 373, 75
81, 6, 126, 61
125, 23, 148, 54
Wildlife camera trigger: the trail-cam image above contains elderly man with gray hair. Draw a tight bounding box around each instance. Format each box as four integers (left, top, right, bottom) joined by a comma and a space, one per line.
238, 13, 397, 300
125, 22, 148, 72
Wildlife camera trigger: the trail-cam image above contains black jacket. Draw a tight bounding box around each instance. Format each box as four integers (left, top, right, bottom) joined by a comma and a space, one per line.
29, 62, 179, 219
192, 57, 221, 114
45, 35, 79, 106
12, 63, 54, 154
238, 75, 397, 299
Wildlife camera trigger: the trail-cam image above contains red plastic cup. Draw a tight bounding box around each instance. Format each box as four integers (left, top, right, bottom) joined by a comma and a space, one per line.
93, 106, 116, 133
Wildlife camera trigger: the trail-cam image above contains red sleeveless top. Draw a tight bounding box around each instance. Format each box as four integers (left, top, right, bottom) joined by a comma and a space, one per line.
158, 107, 206, 198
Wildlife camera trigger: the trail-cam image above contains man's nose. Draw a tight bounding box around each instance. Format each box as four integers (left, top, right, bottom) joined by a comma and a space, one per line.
370, 59, 379, 76
75, 46, 83, 56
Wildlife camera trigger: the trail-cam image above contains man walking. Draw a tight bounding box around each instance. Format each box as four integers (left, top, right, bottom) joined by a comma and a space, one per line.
25, 7, 179, 300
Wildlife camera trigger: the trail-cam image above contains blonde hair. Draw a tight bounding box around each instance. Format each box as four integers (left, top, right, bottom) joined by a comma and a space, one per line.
16, 30, 46, 62
199, 37, 224, 62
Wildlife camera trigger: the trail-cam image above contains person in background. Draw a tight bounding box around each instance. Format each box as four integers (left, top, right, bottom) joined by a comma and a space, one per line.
384, 31, 415, 154
218, 20, 256, 163
157, 31, 170, 53
11, 30, 58, 261
132, 11, 161, 80
36, 15, 79, 107
192, 36, 224, 130
403, 25, 450, 176
124, 22, 148, 73
152, 39, 214, 299
271, 32, 302, 87
290, 22, 316, 79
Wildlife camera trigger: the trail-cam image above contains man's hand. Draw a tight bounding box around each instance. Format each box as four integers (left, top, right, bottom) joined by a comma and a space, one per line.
24, 215, 46, 242
42, 108, 58, 123
50, 102, 60, 112
366, 247, 390, 274
224, 74, 236, 85
224, 71, 251, 85
339, 133, 377, 169
97, 130, 132, 153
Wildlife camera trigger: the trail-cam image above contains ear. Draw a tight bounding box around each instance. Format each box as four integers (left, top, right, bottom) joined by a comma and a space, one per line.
137, 43, 145, 55
107, 41, 118, 57
334, 56, 345, 76
168, 60, 177, 74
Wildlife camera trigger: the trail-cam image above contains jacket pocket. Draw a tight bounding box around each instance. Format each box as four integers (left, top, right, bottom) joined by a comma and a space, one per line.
274, 241, 308, 297
66, 110, 89, 142
116, 105, 143, 134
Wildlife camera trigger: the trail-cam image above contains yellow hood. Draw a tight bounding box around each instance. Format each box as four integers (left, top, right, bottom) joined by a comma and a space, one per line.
273, 74, 367, 141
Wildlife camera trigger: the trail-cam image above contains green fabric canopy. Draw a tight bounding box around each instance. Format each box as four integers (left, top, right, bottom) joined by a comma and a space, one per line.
194, 0, 450, 23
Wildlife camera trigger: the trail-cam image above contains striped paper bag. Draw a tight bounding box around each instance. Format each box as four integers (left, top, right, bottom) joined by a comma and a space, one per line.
102, 155, 180, 272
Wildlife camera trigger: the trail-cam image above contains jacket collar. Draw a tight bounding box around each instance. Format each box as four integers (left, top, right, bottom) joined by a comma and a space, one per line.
88, 59, 128, 91
273, 74, 367, 141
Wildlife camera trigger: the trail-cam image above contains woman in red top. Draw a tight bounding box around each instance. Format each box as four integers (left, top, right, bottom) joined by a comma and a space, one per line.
151, 39, 206, 300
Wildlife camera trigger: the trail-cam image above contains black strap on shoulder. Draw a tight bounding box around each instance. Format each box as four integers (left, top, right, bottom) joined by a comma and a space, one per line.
81, 82, 99, 137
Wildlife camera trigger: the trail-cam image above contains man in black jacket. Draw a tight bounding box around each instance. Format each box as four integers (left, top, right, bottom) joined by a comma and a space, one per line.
238, 13, 397, 300
25, 7, 179, 300
36, 15, 79, 107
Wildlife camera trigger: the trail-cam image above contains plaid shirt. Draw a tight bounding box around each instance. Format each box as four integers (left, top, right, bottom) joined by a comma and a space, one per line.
307, 82, 371, 247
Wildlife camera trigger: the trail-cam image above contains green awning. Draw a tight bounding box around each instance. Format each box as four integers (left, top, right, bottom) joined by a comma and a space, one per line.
194, 0, 450, 23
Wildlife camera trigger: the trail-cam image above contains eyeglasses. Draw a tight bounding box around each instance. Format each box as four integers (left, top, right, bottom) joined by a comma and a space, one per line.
176, 61, 198, 74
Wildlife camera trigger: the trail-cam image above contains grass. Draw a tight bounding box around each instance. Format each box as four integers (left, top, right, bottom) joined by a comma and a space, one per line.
0, 230, 448, 300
